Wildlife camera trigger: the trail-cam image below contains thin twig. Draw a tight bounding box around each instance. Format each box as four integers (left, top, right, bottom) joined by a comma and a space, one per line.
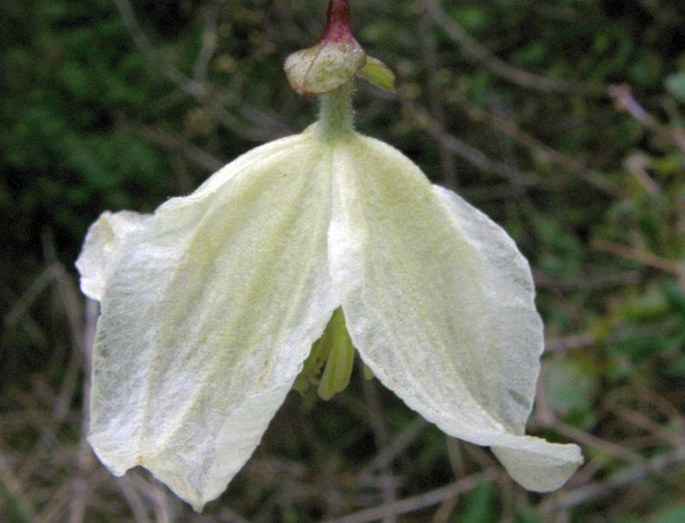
0, 450, 37, 521
423, 0, 598, 95
193, 1, 220, 82
444, 90, 616, 194
402, 97, 540, 187
4, 265, 55, 328
416, 0, 457, 188
111, 0, 290, 142
117, 475, 154, 523
607, 402, 685, 449
325, 469, 497, 523
593, 238, 685, 280
362, 379, 398, 523
120, 119, 225, 172
68, 298, 98, 523
539, 447, 685, 513
551, 421, 643, 465
609, 84, 685, 154
359, 417, 427, 476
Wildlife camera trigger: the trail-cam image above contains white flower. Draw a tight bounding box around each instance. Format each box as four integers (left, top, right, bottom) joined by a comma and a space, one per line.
77, 108, 582, 510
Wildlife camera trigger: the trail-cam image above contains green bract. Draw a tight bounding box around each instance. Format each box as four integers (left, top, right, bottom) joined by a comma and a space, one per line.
77, 106, 582, 510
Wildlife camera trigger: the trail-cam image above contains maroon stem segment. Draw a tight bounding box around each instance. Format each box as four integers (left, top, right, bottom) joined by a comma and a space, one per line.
322, 0, 355, 43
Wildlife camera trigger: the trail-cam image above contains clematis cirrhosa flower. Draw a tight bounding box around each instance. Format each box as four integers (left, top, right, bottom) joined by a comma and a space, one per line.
76, 0, 582, 512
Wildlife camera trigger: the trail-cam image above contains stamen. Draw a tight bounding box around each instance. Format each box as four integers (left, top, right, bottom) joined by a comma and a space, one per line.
317, 309, 355, 400
294, 308, 357, 400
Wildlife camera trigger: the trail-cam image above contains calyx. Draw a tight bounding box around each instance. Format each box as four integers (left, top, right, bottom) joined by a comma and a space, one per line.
284, 0, 395, 95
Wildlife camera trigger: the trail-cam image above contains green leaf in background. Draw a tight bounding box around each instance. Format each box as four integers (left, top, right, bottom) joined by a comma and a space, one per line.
543, 358, 599, 429
665, 72, 685, 103
648, 504, 685, 523
456, 481, 497, 523
515, 507, 545, 523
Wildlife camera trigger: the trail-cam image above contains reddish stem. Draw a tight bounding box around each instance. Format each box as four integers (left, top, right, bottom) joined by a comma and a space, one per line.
322, 0, 355, 43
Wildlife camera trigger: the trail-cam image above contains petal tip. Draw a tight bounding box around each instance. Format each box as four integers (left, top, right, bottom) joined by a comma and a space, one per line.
493, 440, 583, 492
76, 210, 152, 301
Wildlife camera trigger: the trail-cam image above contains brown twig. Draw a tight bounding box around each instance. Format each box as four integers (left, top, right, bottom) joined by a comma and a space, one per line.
0, 450, 37, 521
416, 0, 458, 189
361, 379, 398, 523
609, 84, 685, 154
422, 0, 597, 95
402, 97, 540, 187
193, 1, 220, 83
111, 0, 291, 142
359, 417, 427, 476
68, 298, 98, 523
539, 447, 685, 513
325, 469, 497, 523
444, 90, 616, 195
592, 238, 685, 281
119, 119, 225, 173
607, 402, 685, 450
3, 265, 55, 328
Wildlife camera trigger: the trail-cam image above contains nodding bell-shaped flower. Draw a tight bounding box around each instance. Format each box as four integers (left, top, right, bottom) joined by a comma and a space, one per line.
76, 0, 582, 512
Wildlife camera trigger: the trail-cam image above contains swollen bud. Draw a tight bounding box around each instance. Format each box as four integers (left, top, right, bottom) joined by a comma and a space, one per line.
284, 0, 395, 95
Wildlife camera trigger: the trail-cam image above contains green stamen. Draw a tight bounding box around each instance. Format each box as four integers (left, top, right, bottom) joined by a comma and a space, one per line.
317, 309, 355, 400
362, 362, 374, 381
294, 308, 356, 400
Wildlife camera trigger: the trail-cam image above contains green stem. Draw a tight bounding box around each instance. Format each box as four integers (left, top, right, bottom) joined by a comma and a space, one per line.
317, 83, 355, 137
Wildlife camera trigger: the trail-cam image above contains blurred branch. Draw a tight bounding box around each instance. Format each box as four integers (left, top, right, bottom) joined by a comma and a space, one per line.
534, 269, 641, 290
593, 238, 685, 282
325, 469, 497, 523
609, 402, 685, 449
632, 382, 685, 434
362, 379, 398, 523
115, 475, 156, 523
68, 299, 98, 523
4, 265, 55, 329
359, 417, 427, 476
609, 84, 685, 154
551, 420, 643, 464
416, 0, 457, 188
193, 1, 220, 83
119, 119, 225, 172
545, 321, 681, 354
401, 97, 540, 188
526, 1, 583, 23
0, 450, 37, 521
111, 0, 291, 142
539, 446, 685, 513
423, 0, 600, 95
445, 90, 617, 195
545, 332, 597, 353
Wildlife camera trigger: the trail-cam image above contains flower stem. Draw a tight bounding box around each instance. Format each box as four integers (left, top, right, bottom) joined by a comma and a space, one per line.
318, 82, 355, 137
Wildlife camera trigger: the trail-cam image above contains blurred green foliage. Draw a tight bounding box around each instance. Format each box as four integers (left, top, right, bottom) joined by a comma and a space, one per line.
1, 0, 684, 521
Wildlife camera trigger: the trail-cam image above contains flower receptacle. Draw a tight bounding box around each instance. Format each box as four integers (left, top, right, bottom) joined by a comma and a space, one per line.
284, 0, 395, 96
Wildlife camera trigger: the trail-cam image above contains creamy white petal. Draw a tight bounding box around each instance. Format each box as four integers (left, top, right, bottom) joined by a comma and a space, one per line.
328, 135, 582, 490
492, 438, 583, 492
431, 185, 542, 432
76, 211, 153, 301
88, 130, 339, 510
75, 134, 302, 302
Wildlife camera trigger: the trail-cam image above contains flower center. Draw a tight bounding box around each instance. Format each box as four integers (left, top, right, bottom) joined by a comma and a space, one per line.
294, 307, 357, 400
